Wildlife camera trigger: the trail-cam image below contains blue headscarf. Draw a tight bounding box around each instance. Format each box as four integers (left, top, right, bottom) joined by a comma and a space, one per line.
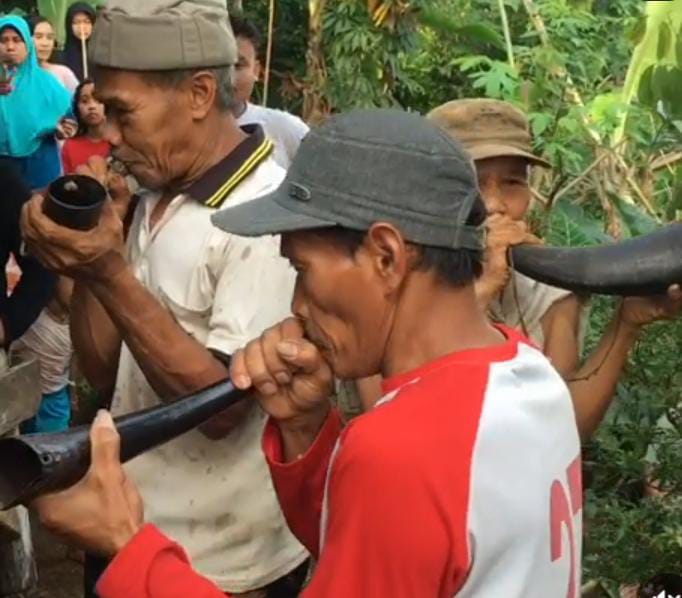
0, 16, 72, 158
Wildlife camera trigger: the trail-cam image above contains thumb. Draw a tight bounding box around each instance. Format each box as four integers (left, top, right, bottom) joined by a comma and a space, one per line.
276, 339, 324, 375
90, 410, 122, 473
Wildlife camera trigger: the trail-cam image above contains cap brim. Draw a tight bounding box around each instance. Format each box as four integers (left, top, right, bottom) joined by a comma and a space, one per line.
467, 143, 552, 169
211, 187, 337, 237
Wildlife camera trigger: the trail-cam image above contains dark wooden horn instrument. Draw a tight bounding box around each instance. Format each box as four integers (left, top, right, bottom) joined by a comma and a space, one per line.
1, 225, 679, 509
510, 222, 682, 296
0, 380, 246, 510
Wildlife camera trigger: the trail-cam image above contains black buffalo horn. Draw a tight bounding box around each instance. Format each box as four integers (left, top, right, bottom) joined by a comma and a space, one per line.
510, 222, 682, 296
0, 379, 246, 510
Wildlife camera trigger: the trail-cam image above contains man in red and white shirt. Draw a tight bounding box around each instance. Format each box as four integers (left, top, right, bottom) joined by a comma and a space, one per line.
32, 109, 582, 597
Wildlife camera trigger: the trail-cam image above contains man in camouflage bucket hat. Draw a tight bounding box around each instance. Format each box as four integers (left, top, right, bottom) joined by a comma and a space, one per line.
428, 98, 682, 442
23, 1, 308, 596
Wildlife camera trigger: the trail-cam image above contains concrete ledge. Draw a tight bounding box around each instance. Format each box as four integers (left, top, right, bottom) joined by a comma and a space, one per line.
0, 359, 41, 436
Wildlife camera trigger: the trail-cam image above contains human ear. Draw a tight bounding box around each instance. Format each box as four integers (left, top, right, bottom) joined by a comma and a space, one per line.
365, 223, 410, 294
188, 71, 218, 120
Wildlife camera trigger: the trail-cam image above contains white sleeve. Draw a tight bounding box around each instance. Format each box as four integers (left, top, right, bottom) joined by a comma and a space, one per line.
274, 113, 310, 165
205, 233, 296, 356
64, 68, 79, 93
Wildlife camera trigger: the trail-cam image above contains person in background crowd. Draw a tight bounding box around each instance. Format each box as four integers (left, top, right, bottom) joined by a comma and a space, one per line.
60, 2, 96, 82
23, 1, 309, 596
11, 276, 74, 434
62, 79, 110, 173
30, 109, 582, 598
230, 15, 309, 169
1, 159, 56, 356
0, 16, 75, 190
428, 98, 682, 440
31, 16, 79, 92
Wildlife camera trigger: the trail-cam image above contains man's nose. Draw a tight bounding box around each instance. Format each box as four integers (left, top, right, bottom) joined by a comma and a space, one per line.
482, 186, 507, 216
291, 279, 309, 321
104, 120, 122, 147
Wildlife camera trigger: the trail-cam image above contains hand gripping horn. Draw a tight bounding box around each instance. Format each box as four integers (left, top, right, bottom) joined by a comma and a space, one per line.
0, 380, 246, 510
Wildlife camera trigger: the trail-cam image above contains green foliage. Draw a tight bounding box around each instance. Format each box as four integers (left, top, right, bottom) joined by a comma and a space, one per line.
582, 303, 682, 588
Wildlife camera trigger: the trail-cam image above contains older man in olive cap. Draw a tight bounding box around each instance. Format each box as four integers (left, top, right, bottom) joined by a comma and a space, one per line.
22, 1, 308, 596
428, 98, 682, 442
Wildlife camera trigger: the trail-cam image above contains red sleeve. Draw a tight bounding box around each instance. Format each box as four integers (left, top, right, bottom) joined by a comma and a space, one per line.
263, 408, 343, 558
61, 141, 74, 174
301, 416, 462, 597
97, 525, 230, 598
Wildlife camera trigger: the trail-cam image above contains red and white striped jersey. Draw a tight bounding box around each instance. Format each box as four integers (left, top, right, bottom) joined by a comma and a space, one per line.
266, 325, 582, 597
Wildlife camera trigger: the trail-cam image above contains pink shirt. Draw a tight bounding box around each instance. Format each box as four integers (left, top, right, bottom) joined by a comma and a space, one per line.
43, 63, 79, 93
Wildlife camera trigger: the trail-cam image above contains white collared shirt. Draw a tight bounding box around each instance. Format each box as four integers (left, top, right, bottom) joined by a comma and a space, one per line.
111, 156, 307, 592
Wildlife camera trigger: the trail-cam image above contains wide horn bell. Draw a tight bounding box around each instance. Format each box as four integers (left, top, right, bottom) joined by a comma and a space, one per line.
510, 222, 682, 296
0, 380, 246, 510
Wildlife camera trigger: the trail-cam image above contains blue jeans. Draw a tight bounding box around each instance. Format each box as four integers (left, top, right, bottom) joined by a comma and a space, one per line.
20, 385, 71, 434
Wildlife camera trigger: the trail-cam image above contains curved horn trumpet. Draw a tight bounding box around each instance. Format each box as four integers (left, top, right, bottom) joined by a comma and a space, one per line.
0, 380, 246, 510
509, 222, 682, 296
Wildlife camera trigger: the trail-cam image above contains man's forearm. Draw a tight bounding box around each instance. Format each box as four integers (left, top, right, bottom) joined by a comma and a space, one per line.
87, 253, 228, 400
70, 281, 122, 396
568, 309, 640, 441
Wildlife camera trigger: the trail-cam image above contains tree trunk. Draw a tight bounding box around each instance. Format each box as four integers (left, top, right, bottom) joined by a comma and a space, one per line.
303, 0, 330, 124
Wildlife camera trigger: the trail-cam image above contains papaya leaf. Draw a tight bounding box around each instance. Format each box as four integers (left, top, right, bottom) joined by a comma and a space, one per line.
547, 200, 613, 248
417, 8, 505, 50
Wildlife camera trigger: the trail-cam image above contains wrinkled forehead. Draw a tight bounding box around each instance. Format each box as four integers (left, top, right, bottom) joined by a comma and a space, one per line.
280, 230, 334, 262
92, 67, 156, 106
475, 155, 530, 179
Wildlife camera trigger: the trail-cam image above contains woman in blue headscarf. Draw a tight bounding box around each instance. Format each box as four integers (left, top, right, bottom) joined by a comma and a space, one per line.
0, 16, 73, 190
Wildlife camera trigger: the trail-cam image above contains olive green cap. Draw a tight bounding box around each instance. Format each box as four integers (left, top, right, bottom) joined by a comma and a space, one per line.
427, 99, 551, 168
90, 0, 238, 71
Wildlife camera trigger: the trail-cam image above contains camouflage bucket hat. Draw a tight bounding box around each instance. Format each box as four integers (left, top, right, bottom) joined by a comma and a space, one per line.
427, 98, 551, 168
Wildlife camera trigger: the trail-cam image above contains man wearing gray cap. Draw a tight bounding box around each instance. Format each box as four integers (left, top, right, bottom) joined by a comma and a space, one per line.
22, 1, 308, 595
32, 109, 582, 597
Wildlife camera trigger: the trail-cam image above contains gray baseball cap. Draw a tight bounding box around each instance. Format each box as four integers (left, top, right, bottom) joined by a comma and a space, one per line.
90, 0, 237, 71
211, 109, 485, 251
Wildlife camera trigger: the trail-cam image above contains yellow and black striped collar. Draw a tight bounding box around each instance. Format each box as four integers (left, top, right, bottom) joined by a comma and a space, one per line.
187, 124, 273, 209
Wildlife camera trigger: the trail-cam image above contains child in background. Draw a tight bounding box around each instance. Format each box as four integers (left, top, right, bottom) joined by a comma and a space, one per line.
61, 79, 109, 173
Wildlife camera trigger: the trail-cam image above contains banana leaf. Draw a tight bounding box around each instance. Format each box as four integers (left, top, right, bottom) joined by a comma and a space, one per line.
612, 0, 682, 145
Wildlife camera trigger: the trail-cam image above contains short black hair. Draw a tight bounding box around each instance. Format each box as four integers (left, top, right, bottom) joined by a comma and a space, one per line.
73, 78, 95, 136
315, 196, 487, 288
229, 15, 262, 53
136, 67, 235, 112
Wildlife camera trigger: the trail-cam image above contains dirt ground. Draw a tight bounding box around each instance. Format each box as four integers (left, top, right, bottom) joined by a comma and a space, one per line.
29, 520, 82, 598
